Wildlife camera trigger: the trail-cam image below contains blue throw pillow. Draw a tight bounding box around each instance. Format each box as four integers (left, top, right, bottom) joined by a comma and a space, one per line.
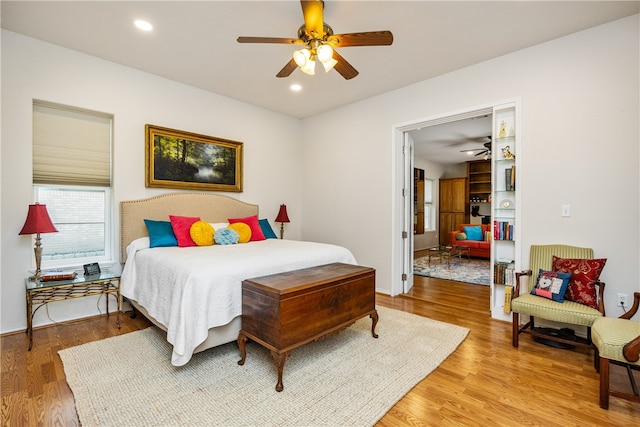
463, 226, 483, 241
259, 218, 278, 239
531, 269, 572, 302
214, 228, 239, 245
144, 219, 178, 248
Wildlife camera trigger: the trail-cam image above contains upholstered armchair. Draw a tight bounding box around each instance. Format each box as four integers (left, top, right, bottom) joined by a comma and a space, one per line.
511, 244, 606, 351
592, 292, 640, 409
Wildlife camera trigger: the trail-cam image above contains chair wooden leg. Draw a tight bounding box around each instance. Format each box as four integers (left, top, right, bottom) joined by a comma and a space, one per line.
599, 357, 610, 409
512, 312, 520, 347
625, 364, 639, 396
594, 347, 600, 372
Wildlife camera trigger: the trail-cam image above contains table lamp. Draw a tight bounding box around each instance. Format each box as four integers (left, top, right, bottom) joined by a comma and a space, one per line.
19, 203, 58, 280
274, 204, 290, 239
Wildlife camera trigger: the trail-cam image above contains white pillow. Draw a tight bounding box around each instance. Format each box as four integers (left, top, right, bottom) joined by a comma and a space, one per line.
209, 222, 229, 231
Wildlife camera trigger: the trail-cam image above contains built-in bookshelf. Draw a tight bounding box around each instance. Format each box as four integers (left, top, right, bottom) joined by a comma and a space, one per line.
491, 102, 519, 319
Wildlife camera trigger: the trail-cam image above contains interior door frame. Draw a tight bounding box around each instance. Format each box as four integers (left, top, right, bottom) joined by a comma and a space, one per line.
391, 102, 499, 297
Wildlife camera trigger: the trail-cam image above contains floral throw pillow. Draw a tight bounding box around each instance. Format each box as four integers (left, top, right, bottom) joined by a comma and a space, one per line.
552, 256, 607, 309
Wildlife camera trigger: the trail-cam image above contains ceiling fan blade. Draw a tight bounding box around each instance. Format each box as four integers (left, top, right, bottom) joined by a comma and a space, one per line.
332, 50, 359, 80
276, 59, 298, 78
329, 31, 394, 48
301, 0, 324, 38
237, 36, 301, 45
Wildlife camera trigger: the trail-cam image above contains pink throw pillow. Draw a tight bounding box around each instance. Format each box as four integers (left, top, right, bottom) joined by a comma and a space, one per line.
552, 256, 607, 309
228, 215, 265, 241
169, 215, 201, 247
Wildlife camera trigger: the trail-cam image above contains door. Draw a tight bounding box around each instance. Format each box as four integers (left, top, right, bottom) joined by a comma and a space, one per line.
402, 132, 414, 293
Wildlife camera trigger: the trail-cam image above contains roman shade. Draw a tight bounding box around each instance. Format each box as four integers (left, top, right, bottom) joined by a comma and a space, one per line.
33, 101, 112, 186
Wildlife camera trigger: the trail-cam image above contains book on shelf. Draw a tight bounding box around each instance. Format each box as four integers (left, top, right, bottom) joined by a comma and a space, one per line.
505, 168, 512, 191
510, 165, 515, 190
504, 165, 516, 191
504, 285, 514, 314
494, 262, 515, 286
40, 271, 77, 281
493, 220, 515, 241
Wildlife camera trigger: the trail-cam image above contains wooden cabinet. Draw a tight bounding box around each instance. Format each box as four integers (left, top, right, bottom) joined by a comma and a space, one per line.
439, 212, 466, 244
439, 177, 467, 244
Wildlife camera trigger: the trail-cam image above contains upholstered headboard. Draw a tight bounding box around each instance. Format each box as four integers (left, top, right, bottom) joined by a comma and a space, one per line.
120, 192, 258, 264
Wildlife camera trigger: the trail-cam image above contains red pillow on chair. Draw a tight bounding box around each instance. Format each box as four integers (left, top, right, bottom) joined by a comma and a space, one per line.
552, 256, 607, 309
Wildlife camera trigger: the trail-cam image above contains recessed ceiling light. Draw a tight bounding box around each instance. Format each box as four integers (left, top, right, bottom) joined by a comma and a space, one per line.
290, 84, 302, 92
134, 19, 153, 32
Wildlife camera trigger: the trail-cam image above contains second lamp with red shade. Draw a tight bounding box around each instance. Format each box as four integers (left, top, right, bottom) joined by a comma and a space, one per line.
275, 204, 290, 239
19, 203, 58, 280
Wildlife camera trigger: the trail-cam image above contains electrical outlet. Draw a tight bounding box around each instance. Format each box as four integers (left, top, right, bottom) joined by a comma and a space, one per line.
617, 293, 628, 307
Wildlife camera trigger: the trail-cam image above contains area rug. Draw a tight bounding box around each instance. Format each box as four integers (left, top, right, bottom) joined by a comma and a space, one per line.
59, 306, 468, 427
414, 256, 491, 286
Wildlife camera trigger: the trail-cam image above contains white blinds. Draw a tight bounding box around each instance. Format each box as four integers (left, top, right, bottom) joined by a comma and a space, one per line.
33, 101, 112, 186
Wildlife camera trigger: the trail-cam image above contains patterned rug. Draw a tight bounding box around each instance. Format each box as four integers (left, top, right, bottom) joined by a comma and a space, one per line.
414, 256, 490, 286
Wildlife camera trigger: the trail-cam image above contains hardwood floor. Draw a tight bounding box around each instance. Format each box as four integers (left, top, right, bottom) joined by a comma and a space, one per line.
1, 276, 638, 426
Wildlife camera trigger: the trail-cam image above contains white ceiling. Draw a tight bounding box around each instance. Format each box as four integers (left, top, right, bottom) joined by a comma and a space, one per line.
409, 114, 494, 165
2, 1, 638, 122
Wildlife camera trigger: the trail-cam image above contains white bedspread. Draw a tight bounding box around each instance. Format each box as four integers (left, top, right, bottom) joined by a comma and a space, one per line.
120, 238, 357, 366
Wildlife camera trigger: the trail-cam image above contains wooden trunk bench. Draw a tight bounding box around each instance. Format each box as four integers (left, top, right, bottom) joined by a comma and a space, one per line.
237, 262, 377, 391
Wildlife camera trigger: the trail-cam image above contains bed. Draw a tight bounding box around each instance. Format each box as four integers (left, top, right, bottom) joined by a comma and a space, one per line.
119, 192, 357, 366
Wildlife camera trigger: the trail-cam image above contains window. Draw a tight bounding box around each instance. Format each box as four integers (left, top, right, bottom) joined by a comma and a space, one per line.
32, 101, 113, 268
424, 179, 434, 231
36, 186, 111, 264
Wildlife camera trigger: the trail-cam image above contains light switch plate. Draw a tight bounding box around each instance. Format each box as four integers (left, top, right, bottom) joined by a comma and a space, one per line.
561, 204, 571, 217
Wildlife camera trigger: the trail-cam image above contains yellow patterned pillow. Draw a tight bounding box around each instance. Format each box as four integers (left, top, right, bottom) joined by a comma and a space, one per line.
227, 222, 252, 243
189, 221, 214, 246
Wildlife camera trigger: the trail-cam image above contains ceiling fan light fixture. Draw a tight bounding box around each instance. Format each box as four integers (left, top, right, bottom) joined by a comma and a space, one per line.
316, 44, 333, 62
321, 57, 337, 73
293, 48, 310, 67
300, 58, 316, 75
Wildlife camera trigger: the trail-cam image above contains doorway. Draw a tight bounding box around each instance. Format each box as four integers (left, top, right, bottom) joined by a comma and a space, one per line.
409, 114, 493, 288
392, 103, 495, 297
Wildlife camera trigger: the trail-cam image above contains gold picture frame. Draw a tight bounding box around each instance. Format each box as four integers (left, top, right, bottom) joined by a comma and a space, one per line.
145, 124, 243, 192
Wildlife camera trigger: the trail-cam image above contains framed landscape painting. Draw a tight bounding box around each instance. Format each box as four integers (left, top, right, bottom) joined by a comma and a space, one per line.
145, 124, 243, 192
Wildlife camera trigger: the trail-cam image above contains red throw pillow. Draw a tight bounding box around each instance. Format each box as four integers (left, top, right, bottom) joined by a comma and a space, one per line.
169, 215, 201, 247
552, 256, 607, 309
228, 215, 266, 241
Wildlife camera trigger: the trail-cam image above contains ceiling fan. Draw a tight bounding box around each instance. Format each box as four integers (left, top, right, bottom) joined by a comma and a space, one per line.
236, 0, 393, 79
460, 137, 492, 157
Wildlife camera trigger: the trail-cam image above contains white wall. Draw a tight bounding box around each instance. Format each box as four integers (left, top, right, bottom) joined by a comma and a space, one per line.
1, 31, 302, 333
301, 15, 639, 316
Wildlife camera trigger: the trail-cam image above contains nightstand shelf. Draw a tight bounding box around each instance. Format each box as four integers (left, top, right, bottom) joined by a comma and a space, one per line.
25, 271, 121, 350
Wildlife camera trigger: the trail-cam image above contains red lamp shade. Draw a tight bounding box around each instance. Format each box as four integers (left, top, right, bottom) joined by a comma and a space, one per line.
275, 204, 290, 223
19, 203, 58, 235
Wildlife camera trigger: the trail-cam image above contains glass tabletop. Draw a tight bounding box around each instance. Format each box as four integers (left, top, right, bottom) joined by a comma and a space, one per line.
26, 270, 120, 290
